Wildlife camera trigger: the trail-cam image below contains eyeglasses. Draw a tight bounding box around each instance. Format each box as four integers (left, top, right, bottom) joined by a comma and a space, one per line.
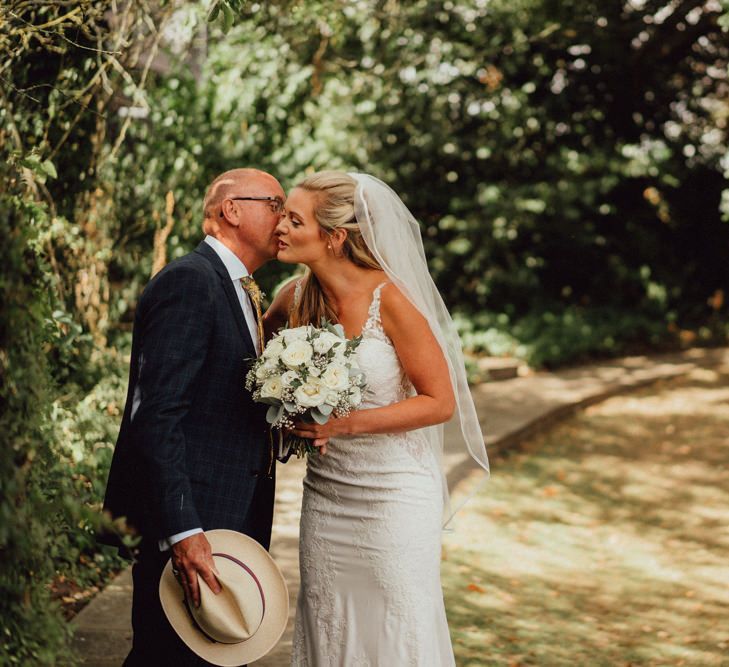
222, 196, 284, 216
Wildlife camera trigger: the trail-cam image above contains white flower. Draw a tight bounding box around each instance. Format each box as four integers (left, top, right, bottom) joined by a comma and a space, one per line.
280, 340, 314, 368
255, 358, 278, 379
307, 365, 321, 377
313, 331, 341, 354
325, 390, 340, 406
282, 326, 310, 344
261, 376, 283, 400
349, 386, 362, 407
281, 370, 299, 387
321, 364, 350, 391
263, 338, 284, 360
294, 379, 327, 408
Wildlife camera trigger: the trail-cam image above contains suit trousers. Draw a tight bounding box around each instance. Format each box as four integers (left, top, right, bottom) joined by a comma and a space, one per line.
123, 473, 275, 666
124, 545, 211, 667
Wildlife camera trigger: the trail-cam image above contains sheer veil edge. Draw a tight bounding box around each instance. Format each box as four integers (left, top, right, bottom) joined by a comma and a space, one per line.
348, 172, 490, 528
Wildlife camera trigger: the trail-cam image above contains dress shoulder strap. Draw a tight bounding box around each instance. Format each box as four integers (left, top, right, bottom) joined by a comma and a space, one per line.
364, 281, 390, 330
291, 278, 304, 311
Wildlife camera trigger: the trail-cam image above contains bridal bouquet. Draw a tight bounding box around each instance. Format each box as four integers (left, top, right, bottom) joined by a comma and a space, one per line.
245, 322, 367, 457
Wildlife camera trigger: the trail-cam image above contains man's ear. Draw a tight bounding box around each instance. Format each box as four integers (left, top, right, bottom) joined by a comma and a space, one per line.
220, 198, 241, 227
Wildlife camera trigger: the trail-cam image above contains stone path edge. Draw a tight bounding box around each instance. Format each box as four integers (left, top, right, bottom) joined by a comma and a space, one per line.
446, 358, 695, 490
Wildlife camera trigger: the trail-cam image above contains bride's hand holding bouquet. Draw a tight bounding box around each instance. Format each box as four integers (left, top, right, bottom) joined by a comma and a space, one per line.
245, 320, 367, 457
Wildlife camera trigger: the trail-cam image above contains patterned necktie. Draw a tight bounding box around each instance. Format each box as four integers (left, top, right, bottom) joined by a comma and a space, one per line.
240, 276, 265, 355
242, 276, 275, 476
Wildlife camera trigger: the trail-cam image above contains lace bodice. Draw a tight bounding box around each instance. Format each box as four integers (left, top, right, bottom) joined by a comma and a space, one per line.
357, 282, 414, 408
291, 279, 411, 407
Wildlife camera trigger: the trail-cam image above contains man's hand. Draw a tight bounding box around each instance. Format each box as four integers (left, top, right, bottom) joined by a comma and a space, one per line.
171, 532, 221, 608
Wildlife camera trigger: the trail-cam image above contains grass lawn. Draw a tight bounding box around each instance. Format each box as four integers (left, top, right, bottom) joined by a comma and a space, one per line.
443, 360, 729, 666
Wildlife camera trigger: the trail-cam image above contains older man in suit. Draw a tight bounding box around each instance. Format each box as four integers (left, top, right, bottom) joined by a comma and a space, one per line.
103, 168, 287, 665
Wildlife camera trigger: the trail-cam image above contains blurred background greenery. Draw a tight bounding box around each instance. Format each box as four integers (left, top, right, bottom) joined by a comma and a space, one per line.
1, 0, 727, 662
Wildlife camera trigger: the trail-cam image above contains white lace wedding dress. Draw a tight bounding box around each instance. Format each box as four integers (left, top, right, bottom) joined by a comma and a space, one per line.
291, 282, 456, 666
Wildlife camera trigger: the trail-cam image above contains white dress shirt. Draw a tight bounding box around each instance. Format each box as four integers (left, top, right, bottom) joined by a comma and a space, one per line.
204, 235, 261, 355
160, 236, 260, 551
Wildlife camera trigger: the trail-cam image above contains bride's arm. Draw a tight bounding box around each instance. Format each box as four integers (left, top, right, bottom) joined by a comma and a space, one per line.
292, 284, 456, 439
263, 277, 298, 340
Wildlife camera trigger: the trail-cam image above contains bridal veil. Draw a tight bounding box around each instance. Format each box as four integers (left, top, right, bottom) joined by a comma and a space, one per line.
348, 172, 490, 526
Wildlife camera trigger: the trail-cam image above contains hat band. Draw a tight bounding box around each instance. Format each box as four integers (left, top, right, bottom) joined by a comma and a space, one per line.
212, 552, 267, 617
183, 552, 267, 645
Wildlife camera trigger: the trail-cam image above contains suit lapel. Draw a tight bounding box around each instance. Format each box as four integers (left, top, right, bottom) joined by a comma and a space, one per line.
194, 241, 256, 355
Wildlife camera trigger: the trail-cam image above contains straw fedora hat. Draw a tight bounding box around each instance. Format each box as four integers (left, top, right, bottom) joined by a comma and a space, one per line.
159, 529, 289, 666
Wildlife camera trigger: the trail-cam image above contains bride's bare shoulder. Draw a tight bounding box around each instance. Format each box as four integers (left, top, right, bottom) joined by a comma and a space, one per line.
379, 281, 422, 322
264, 275, 303, 329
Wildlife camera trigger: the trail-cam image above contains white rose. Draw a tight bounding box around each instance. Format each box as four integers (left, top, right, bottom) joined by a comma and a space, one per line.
313, 332, 341, 354
280, 340, 314, 368
307, 365, 321, 377
321, 364, 350, 391
263, 338, 284, 360
281, 370, 299, 387
261, 376, 283, 400
294, 379, 327, 408
255, 358, 277, 379
349, 386, 362, 407
282, 326, 310, 344
325, 390, 340, 406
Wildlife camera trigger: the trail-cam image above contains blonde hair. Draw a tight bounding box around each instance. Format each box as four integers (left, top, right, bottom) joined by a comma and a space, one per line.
289, 171, 382, 327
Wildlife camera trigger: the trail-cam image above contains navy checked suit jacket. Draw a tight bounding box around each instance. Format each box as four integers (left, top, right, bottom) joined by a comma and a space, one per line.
103, 241, 272, 548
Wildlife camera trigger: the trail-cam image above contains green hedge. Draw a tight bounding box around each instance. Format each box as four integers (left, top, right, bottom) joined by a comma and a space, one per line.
0, 195, 74, 663
0, 194, 127, 664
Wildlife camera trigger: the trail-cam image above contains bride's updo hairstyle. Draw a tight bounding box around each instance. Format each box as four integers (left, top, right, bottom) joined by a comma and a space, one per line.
289, 171, 382, 327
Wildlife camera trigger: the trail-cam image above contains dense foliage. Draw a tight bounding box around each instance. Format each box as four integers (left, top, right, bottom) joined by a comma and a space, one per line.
1, 0, 728, 662
0, 194, 74, 663
110, 0, 729, 364
0, 2, 168, 662
228, 0, 729, 364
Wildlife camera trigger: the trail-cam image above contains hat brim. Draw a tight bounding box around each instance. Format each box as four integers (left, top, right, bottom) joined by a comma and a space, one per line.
159, 529, 289, 667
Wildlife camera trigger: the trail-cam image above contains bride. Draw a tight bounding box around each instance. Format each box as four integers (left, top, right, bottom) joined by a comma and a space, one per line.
264, 171, 489, 666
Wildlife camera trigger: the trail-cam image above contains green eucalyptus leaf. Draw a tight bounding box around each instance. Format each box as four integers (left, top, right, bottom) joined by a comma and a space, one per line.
318, 402, 334, 416
266, 404, 283, 424
258, 397, 282, 406
310, 408, 329, 425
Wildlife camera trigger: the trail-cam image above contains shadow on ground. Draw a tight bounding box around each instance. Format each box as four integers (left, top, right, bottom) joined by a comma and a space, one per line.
443, 364, 729, 666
